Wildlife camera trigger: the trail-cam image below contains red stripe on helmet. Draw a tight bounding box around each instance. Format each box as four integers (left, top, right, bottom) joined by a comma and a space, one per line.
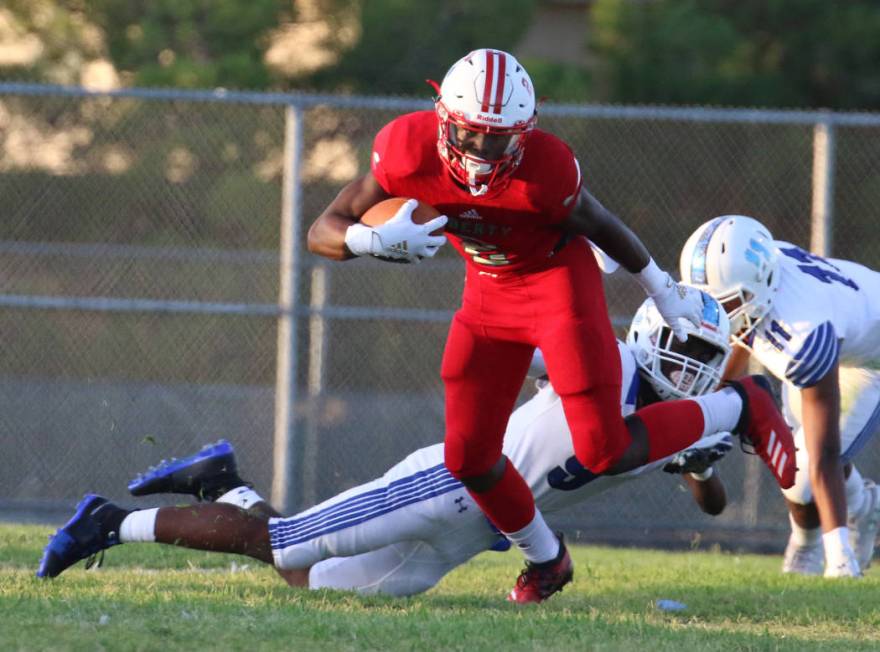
492, 51, 506, 114
481, 51, 495, 113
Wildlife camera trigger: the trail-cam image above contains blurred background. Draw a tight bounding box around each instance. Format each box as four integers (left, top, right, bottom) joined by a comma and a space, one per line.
1, 0, 879, 552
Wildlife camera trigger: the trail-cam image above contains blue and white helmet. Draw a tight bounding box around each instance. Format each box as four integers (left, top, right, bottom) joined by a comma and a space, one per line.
627, 290, 732, 400
679, 215, 781, 339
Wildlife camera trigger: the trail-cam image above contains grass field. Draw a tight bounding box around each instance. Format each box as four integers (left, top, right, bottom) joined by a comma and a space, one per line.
2, 523, 879, 651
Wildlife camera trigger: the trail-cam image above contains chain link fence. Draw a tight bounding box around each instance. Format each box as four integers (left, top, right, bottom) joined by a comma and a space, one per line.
1, 83, 879, 551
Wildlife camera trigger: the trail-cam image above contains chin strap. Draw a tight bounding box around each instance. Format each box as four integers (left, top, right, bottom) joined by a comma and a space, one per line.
465, 160, 491, 196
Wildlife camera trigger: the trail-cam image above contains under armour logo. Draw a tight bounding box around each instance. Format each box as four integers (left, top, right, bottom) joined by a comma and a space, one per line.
454, 496, 468, 513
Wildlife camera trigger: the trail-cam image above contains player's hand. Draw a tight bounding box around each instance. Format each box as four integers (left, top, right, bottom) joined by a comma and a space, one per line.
369, 199, 448, 263
651, 279, 703, 342
662, 436, 733, 475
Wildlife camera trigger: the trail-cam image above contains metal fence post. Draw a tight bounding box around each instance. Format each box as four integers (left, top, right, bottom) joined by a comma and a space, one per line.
272, 103, 304, 513
302, 263, 330, 508
810, 117, 836, 256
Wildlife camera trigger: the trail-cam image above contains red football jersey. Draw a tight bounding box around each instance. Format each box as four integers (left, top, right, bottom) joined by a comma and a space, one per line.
371, 111, 582, 272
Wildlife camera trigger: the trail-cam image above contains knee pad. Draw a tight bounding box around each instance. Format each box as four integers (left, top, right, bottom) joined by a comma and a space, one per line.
443, 436, 498, 479
781, 464, 813, 505
563, 385, 630, 474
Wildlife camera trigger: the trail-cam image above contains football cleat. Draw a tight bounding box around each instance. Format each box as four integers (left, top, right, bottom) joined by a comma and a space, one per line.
507, 535, 573, 604
36, 494, 122, 579
823, 553, 862, 579
128, 440, 246, 501
848, 479, 880, 571
726, 375, 797, 489
781, 538, 824, 576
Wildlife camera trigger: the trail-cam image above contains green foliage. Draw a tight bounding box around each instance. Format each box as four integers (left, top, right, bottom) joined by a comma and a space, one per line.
3, 527, 880, 651
306, 0, 537, 95
83, 0, 292, 88
520, 58, 593, 104
590, 0, 880, 109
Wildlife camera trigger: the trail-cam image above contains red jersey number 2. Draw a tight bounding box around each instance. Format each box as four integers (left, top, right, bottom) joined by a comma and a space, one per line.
461, 237, 512, 266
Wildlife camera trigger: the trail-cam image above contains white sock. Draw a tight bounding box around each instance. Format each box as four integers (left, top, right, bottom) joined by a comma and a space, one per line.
846, 467, 867, 520
823, 526, 857, 566
119, 508, 159, 543
503, 511, 560, 564
691, 387, 743, 437
789, 513, 821, 547
216, 486, 265, 510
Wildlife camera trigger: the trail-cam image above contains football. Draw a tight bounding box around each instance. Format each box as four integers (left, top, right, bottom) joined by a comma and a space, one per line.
360, 197, 444, 235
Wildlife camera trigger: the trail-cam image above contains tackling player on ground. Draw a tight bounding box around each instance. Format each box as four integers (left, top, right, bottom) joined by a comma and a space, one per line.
306, 49, 797, 601
39, 293, 790, 597
681, 215, 880, 577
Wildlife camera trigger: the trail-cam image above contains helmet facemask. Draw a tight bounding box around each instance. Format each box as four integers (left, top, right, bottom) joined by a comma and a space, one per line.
712, 285, 769, 343
432, 49, 537, 196
436, 105, 531, 196
627, 291, 732, 401
648, 326, 729, 399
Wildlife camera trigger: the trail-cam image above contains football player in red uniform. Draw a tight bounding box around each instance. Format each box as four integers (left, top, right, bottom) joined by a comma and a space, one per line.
307, 49, 797, 602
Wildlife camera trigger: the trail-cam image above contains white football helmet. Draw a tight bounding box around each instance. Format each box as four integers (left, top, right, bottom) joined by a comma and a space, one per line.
627, 290, 732, 400
679, 215, 781, 339
433, 49, 537, 196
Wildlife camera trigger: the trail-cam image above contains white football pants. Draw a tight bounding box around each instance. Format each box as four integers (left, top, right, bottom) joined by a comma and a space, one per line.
268, 443, 503, 596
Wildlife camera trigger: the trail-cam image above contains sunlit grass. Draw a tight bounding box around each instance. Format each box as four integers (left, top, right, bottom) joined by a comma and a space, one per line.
2, 524, 878, 651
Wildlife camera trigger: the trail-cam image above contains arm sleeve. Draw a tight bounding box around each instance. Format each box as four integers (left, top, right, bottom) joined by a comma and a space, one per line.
784, 321, 840, 388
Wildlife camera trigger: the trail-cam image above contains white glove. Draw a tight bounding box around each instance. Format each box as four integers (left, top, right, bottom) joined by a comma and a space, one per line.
345, 199, 448, 263
637, 258, 703, 342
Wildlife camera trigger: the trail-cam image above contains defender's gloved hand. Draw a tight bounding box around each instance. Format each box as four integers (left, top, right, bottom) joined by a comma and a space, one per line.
663, 435, 733, 475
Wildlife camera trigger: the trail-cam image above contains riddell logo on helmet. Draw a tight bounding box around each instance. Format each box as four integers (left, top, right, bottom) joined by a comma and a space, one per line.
476, 114, 503, 124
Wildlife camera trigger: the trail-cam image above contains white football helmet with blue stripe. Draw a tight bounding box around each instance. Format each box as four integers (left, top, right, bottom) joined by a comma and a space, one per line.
679, 215, 781, 339
627, 290, 732, 400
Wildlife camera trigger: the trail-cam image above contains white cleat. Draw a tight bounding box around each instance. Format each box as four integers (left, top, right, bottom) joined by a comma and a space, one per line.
848, 479, 880, 571
823, 552, 862, 578
782, 538, 824, 576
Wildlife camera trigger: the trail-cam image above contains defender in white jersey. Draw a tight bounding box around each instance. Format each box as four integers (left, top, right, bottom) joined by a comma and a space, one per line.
37, 293, 785, 597
681, 215, 880, 578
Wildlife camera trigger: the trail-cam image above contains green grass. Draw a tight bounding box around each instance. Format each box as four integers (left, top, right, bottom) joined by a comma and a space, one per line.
2, 524, 879, 651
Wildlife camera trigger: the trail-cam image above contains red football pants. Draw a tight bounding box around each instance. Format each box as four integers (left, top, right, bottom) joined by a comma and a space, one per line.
442, 238, 631, 478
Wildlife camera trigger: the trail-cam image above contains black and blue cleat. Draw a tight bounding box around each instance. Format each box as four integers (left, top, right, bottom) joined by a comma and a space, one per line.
127, 440, 245, 501
36, 494, 122, 578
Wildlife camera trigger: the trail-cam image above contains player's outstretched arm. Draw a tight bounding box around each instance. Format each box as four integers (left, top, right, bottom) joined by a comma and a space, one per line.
562, 186, 701, 340
684, 472, 727, 516
800, 365, 847, 530
662, 437, 731, 516
722, 344, 752, 382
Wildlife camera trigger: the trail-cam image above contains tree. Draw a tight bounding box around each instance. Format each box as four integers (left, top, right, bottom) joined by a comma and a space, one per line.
304, 0, 536, 95
84, 0, 291, 89
589, 0, 880, 110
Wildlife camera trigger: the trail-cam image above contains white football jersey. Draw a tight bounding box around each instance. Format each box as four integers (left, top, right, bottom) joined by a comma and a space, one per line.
504, 340, 726, 513
747, 243, 880, 388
